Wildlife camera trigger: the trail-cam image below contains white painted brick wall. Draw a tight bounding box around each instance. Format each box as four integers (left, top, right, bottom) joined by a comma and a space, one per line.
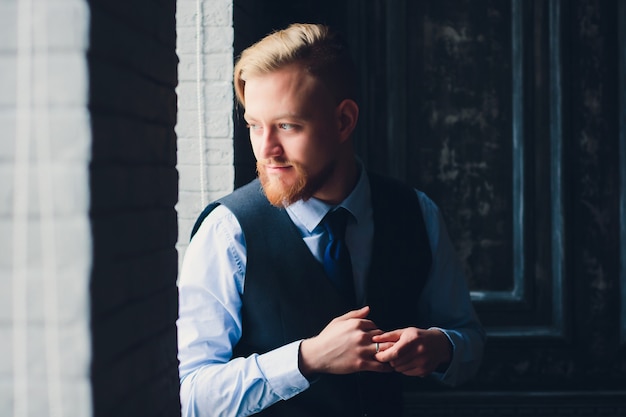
0, 0, 92, 416
175, 0, 235, 266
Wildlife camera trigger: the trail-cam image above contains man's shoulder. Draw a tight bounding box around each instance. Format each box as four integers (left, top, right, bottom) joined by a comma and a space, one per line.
190, 179, 280, 240
366, 170, 436, 207
367, 170, 420, 202
190, 179, 262, 239
206, 178, 268, 214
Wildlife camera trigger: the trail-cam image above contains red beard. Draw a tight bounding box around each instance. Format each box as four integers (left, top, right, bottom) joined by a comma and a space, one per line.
257, 158, 335, 207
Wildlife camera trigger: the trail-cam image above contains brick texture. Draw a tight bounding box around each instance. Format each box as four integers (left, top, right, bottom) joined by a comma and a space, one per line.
175, 0, 235, 265
88, 0, 180, 416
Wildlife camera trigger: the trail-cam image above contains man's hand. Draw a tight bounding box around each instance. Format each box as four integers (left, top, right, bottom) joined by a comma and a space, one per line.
298, 306, 393, 377
372, 327, 452, 377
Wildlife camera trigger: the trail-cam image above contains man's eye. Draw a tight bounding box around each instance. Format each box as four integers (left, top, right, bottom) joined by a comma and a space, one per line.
278, 123, 295, 130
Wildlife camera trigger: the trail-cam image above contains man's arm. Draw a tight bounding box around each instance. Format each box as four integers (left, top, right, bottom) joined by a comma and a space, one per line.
177, 206, 309, 417
374, 191, 486, 386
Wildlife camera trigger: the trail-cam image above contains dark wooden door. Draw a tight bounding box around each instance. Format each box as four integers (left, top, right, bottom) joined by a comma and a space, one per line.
234, 0, 626, 414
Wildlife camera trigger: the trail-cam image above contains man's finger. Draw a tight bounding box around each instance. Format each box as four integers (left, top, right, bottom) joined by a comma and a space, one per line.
371, 340, 394, 356
372, 329, 402, 343
374, 343, 401, 363
340, 305, 370, 320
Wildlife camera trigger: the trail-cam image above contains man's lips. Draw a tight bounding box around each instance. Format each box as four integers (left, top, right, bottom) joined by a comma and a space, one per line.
263, 163, 292, 173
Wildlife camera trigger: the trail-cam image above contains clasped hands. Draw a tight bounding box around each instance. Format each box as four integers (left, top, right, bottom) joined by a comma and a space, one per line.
298, 306, 452, 378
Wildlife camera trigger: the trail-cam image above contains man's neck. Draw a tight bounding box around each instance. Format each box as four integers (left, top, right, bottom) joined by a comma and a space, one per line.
313, 156, 359, 205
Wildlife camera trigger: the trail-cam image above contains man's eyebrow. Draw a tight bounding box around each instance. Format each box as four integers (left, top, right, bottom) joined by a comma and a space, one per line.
275, 113, 307, 120
243, 112, 309, 121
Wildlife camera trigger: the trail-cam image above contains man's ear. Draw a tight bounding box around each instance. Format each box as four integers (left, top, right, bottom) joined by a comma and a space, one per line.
336, 99, 359, 142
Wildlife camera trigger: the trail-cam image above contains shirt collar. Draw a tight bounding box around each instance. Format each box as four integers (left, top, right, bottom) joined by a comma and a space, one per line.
286, 160, 371, 233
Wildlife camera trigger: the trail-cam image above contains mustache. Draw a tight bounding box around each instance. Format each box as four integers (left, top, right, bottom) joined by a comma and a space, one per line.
257, 159, 293, 168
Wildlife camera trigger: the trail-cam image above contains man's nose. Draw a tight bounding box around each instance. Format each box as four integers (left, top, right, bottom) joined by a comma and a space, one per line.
259, 128, 282, 159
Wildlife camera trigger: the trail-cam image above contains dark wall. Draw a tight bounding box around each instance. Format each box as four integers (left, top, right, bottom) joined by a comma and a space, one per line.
570, 0, 622, 385
354, 0, 625, 414
87, 1, 181, 416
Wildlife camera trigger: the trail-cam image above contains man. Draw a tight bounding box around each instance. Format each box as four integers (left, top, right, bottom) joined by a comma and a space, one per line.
177, 23, 485, 417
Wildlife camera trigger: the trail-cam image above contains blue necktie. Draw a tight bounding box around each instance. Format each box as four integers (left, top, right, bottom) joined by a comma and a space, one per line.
322, 208, 356, 306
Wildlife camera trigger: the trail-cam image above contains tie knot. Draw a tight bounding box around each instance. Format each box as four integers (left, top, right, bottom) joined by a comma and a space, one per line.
323, 207, 350, 239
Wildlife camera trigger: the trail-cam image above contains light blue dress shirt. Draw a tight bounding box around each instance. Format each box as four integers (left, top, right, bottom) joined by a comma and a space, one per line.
177, 167, 486, 417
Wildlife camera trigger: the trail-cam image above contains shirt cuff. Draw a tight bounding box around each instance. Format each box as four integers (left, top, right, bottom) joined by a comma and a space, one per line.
257, 340, 310, 400
427, 327, 458, 385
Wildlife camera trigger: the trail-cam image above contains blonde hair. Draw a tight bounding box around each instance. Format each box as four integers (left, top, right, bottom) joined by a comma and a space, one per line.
233, 23, 356, 106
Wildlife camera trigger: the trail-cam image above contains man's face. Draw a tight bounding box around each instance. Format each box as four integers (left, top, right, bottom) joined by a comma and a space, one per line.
243, 64, 342, 207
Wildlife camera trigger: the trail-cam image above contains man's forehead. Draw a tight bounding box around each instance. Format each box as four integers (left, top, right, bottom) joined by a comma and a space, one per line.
243, 69, 331, 118
243, 110, 306, 120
